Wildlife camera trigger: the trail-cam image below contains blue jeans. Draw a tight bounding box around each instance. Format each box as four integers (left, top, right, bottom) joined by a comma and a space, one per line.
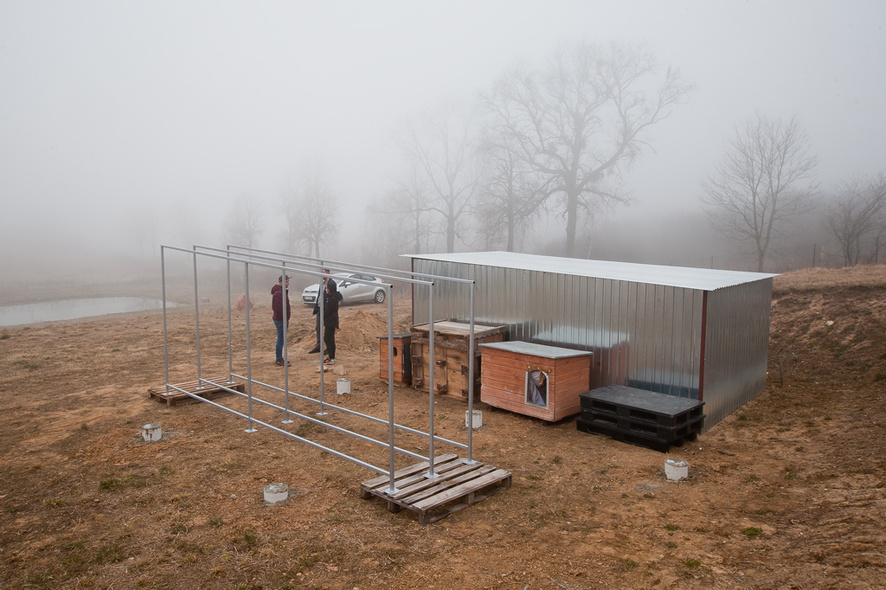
274, 320, 286, 362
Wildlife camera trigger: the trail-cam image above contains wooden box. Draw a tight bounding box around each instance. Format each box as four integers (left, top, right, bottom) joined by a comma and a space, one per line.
480, 341, 592, 422
410, 321, 508, 401
378, 333, 412, 384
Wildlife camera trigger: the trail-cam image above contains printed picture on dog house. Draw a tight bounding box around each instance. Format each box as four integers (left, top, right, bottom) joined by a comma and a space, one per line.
405, 251, 777, 429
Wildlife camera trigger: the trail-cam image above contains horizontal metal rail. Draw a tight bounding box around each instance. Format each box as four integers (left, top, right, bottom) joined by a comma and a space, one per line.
226, 244, 476, 286
191, 377, 430, 462
233, 373, 468, 451
162, 382, 388, 475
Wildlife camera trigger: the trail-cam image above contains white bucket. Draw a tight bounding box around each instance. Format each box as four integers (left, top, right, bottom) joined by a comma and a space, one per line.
141, 423, 162, 442
264, 482, 289, 504
465, 410, 483, 429
336, 378, 350, 395
665, 458, 689, 481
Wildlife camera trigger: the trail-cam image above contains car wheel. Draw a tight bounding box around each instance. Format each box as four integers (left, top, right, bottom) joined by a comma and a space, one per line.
374, 289, 386, 303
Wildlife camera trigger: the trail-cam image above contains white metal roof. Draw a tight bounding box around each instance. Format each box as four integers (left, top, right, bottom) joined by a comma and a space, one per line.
403, 251, 778, 291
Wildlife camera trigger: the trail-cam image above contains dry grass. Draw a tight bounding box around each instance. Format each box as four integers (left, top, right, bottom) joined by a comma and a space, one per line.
772, 263, 886, 294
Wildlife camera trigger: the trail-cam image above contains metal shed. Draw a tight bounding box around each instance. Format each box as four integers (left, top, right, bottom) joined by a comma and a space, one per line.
405, 251, 777, 430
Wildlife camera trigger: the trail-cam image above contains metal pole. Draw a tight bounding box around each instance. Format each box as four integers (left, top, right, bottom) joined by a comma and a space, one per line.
161, 247, 170, 394
466, 281, 476, 464
244, 262, 257, 433
192, 246, 204, 389
226, 246, 234, 382
282, 263, 293, 424
385, 284, 399, 494
317, 273, 328, 416
426, 282, 436, 478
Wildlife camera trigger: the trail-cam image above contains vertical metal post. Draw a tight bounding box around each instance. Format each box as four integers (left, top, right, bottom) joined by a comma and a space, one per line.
385, 284, 398, 494
192, 246, 204, 389
226, 246, 234, 383
282, 264, 293, 424
426, 282, 436, 478
317, 274, 328, 416
161, 247, 170, 394
244, 262, 257, 433
466, 281, 476, 464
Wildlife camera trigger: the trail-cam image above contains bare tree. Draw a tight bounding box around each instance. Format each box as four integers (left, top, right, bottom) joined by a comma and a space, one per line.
360, 169, 434, 267
482, 42, 691, 257
474, 124, 543, 252
283, 168, 339, 258
278, 184, 300, 254
703, 115, 818, 271
825, 172, 886, 266
223, 195, 263, 249
397, 101, 480, 253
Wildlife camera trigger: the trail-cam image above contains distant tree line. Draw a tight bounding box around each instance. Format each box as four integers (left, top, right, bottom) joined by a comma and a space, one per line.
216, 41, 885, 273
366, 41, 692, 260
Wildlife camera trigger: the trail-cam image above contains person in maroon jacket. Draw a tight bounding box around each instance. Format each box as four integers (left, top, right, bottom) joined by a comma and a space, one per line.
271, 275, 291, 366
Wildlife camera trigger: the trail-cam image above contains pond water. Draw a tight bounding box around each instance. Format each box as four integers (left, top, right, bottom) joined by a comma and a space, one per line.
0, 297, 177, 327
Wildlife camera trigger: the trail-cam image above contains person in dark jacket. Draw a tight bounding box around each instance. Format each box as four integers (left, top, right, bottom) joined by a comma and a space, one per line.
271, 275, 291, 366
323, 280, 343, 365
309, 269, 336, 353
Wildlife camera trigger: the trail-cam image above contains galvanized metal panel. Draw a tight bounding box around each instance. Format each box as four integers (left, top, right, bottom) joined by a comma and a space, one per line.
406, 251, 777, 291
408, 254, 772, 430
701, 280, 772, 427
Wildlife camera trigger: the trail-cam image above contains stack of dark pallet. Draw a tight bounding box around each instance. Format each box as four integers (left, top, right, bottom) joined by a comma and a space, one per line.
576, 385, 705, 452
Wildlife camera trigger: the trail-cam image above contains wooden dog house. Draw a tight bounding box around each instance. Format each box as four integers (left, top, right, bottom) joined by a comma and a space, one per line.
480, 341, 592, 422
378, 333, 412, 385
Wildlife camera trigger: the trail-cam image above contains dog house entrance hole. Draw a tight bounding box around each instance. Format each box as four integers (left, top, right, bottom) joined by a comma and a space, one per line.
526, 370, 549, 408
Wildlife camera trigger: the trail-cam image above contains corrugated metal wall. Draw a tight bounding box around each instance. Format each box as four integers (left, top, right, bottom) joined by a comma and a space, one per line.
700, 279, 773, 426
412, 258, 772, 429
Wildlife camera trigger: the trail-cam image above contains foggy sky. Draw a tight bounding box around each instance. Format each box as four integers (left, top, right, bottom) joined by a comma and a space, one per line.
1, 1, 885, 274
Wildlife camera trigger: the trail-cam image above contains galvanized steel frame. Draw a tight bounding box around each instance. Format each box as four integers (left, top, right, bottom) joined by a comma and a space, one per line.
159, 244, 480, 495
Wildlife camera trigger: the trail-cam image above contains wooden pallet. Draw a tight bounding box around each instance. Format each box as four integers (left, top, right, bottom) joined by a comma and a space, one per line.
148, 377, 244, 407
360, 453, 512, 525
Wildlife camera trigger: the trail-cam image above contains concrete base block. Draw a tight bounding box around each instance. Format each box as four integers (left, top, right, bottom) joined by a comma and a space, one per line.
141, 423, 162, 442
264, 482, 289, 505
665, 458, 688, 481
465, 410, 483, 429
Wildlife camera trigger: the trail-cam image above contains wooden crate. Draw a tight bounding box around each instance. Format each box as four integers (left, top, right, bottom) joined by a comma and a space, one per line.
410, 321, 508, 401
378, 333, 412, 384
480, 341, 592, 421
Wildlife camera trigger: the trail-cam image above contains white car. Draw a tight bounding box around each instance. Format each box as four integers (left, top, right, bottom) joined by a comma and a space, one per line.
302, 272, 387, 306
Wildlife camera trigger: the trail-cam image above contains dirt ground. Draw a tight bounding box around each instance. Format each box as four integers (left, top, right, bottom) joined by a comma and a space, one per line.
1, 265, 885, 590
